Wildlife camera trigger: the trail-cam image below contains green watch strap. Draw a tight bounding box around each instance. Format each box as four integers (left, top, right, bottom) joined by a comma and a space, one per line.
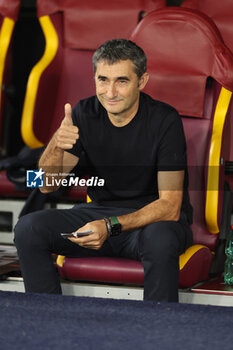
110, 216, 120, 225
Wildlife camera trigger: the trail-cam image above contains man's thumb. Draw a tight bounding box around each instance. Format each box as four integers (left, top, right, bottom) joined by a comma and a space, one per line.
64, 103, 73, 125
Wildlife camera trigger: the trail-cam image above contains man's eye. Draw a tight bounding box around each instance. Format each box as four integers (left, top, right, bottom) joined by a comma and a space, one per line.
119, 80, 127, 84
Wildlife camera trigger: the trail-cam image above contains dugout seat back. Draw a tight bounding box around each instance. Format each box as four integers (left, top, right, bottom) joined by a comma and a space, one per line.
21, 0, 166, 149
18, 0, 165, 203
131, 7, 233, 241
129, 7, 233, 285
56, 8, 233, 289
0, 0, 21, 155
181, 0, 233, 54
181, 0, 233, 181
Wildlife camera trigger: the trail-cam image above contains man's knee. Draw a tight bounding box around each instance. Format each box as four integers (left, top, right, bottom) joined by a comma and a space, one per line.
139, 221, 180, 263
14, 211, 47, 250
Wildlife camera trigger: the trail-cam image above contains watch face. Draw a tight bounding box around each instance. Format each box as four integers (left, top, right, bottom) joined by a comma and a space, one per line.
111, 223, 121, 236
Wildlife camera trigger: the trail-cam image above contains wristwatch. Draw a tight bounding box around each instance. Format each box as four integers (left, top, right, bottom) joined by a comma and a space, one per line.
104, 216, 122, 237
109, 216, 122, 236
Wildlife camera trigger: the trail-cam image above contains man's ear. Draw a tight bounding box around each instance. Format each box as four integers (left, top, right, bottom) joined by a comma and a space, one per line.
138, 72, 149, 90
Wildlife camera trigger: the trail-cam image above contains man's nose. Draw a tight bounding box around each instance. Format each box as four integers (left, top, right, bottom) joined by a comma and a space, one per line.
106, 82, 117, 99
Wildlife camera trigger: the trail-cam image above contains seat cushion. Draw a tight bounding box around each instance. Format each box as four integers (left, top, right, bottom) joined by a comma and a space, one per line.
57, 244, 213, 288
57, 257, 144, 285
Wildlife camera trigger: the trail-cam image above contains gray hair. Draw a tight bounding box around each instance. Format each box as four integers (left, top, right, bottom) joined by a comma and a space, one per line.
92, 39, 147, 79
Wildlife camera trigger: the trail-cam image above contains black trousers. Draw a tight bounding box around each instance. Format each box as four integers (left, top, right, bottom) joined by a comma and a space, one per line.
14, 202, 193, 302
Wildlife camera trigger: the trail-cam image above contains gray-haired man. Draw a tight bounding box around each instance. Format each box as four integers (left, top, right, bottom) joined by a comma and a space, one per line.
14, 39, 193, 301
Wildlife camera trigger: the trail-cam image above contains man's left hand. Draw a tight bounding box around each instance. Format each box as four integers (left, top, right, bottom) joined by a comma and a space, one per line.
68, 219, 108, 250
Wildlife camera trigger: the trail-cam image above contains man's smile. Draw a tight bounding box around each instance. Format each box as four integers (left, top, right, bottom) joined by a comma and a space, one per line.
102, 98, 122, 105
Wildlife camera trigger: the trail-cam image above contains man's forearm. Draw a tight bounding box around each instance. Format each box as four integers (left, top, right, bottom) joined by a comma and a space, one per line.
117, 195, 182, 232
39, 132, 63, 173
38, 132, 64, 193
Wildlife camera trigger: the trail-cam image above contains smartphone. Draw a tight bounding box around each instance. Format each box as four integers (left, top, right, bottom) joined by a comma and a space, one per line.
61, 230, 92, 239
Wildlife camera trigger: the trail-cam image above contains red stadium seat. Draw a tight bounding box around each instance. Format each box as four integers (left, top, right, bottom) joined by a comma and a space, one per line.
21, 0, 166, 148
181, 0, 233, 198
15, 2, 233, 290
17, 0, 166, 204
56, 8, 233, 289
0, 1, 166, 247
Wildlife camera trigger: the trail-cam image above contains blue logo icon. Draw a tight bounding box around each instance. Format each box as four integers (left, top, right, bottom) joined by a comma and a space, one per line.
26, 169, 45, 188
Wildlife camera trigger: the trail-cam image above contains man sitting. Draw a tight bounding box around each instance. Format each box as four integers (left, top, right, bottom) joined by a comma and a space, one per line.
14, 39, 193, 302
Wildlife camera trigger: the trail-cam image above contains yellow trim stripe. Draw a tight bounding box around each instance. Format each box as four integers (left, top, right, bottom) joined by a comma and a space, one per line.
0, 17, 15, 114
56, 255, 65, 268
21, 15, 59, 148
205, 87, 232, 233
179, 244, 207, 270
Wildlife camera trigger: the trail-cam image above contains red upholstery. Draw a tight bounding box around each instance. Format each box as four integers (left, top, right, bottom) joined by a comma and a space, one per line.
39, 0, 165, 50
56, 8, 233, 289
33, 0, 166, 145
22, 0, 167, 205
130, 9, 232, 249
130, 8, 232, 250
0, 0, 21, 21
179, 246, 213, 288
181, 0, 233, 175
181, 83, 226, 250
37, 0, 165, 18
131, 7, 233, 118
182, 0, 233, 54
130, 9, 232, 280
0, 1, 166, 199
57, 257, 144, 285
56, 248, 213, 288
16, 3, 233, 289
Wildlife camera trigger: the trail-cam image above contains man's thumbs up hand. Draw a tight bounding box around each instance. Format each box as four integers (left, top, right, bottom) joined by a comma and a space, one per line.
56, 103, 79, 150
